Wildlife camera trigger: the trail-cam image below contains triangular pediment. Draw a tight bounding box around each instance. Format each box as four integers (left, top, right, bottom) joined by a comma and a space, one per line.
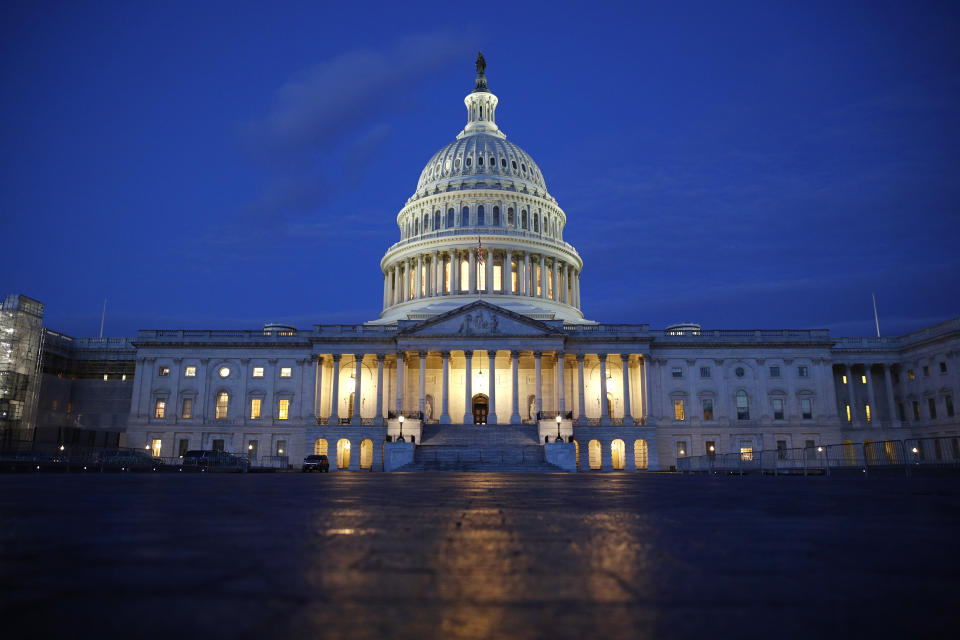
398, 301, 565, 337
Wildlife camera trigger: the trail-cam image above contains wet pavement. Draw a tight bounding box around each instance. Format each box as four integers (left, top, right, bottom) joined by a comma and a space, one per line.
1, 473, 959, 639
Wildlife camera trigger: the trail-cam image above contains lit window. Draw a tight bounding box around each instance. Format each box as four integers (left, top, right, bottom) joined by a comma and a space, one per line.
842, 375, 848, 384
671, 367, 683, 378
769, 366, 781, 378
736, 390, 749, 420
702, 398, 714, 421
676, 441, 687, 458
184, 366, 196, 377
280, 367, 292, 378
154, 400, 166, 419
103, 374, 108, 381
253, 367, 264, 378
151, 439, 162, 457
740, 440, 753, 461
250, 398, 261, 420
700, 367, 711, 378
159, 367, 169, 377
705, 440, 716, 456
276, 440, 287, 456
798, 366, 809, 377
861, 375, 867, 384
908, 369, 915, 380
673, 400, 685, 421
846, 404, 852, 422
801, 398, 812, 420
865, 404, 872, 422
219, 366, 230, 378
216, 392, 229, 419
279, 399, 290, 420
181, 398, 193, 419
772, 398, 784, 420
121, 374, 127, 381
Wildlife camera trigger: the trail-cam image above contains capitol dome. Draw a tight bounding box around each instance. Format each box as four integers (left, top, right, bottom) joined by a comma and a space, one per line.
374, 54, 588, 325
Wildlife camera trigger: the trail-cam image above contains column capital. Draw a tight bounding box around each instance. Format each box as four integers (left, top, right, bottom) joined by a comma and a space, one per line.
418, 351, 428, 358
331, 353, 341, 361
598, 353, 608, 360
510, 350, 520, 358
373, 353, 383, 362
533, 351, 543, 358
441, 350, 451, 358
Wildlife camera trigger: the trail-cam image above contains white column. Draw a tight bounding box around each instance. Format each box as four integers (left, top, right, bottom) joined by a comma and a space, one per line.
314, 356, 323, 423
435, 251, 442, 296
418, 351, 427, 417
453, 251, 461, 293
487, 350, 498, 424
600, 353, 610, 425
415, 254, 422, 299
468, 245, 476, 293
622, 354, 632, 424
552, 258, 559, 301
865, 365, 877, 426
351, 354, 362, 425
523, 253, 531, 296
463, 350, 473, 424
883, 364, 899, 427
577, 354, 587, 425
440, 351, 451, 424
485, 248, 493, 294
510, 350, 521, 424
327, 354, 340, 425
534, 351, 543, 417
396, 352, 405, 414
374, 355, 384, 425
557, 352, 566, 414
505, 250, 513, 293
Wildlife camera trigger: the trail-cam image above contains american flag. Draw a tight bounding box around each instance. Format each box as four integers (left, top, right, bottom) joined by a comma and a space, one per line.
476, 236, 484, 265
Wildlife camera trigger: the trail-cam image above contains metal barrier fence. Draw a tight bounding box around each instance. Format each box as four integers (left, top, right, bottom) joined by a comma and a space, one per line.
677, 436, 960, 476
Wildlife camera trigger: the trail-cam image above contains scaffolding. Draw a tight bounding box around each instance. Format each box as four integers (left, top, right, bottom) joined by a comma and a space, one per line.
0, 294, 45, 445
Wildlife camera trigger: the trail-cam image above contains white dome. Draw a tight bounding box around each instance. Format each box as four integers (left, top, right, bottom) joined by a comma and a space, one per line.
414, 134, 548, 196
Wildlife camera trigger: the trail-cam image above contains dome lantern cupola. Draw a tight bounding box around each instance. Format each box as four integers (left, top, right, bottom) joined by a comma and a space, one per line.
458, 51, 504, 140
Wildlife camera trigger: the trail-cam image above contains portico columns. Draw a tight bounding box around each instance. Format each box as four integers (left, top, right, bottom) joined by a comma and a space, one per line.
462, 350, 473, 424
865, 366, 877, 425
600, 354, 610, 425
374, 355, 384, 425
396, 353, 405, 414
418, 352, 427, 417
557, 352, 566, 413
314, 356, 323, 423
327, 354, 341, 425
552, 258, 559, 301
415, 254, 422, 299
845, 364, 857, 424
510, 351, 521, 424
351, 354, 362, 425
534, 351, 543, 417
577, 354, 587, 425
435, 251, 443, 296
440, 351, 451, 424
883, 364, 898, 427
622, 355, 632, 424
505, 250, 513, 293
523, 254, 531, 296
485, 249, 493, 294
487, 350, 498, 424
468, 246, 477, 293
452, 251, 461, 293
540, 256, 547, 298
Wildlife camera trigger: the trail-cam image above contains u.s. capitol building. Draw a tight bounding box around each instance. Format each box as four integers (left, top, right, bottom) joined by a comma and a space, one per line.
7, 56, 959, 471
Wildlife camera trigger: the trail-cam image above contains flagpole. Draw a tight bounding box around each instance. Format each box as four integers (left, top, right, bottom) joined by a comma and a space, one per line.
872, 293, 880, 337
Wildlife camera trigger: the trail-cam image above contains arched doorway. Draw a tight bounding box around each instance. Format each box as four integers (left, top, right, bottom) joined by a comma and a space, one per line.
359, 439, 373, 469
634, 439, 648, 470
472, 394, 489, 425
588, 439, 601, 470
611, 439, 625, 470
314, 438, 328, 456
336, 439, 351, 469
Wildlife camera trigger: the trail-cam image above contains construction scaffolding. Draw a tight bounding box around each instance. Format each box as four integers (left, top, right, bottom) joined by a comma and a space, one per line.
0, 294, 45, 446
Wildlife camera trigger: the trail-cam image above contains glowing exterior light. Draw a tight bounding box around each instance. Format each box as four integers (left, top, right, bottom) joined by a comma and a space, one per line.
58, 445, 64, 452
817, 446, 823, 452
709, 445, 715, 452
248, 444, 254, 450
912, 447, 918, 453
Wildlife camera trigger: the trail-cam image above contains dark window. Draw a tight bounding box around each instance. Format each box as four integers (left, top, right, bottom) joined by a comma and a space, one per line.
773, 398, 784, 420
433, 211, 440, 229
700, 367, 711, 378
178, 438, 189, 457
736, 390, 749, 420
461, 206, 469, 226
492, 206, 500, 226
702, 399, 714, 421
735, 367, 745, 378
777, 440, 787, 460
923, 366, 930, 377
671, 367, 683, 378
521, 210, 528, 229
940, 362, 948, 373
212, 439, 225, 452
447, 208, 454, 227
947, 395, 955, 418
912, 401, 920, 420
898, 403, 905, 421
512, 160, 517, 170
507, 207, 514, 226
769, 366, 781, 377
929, 398, 937, 419
501, 158, 507, 168
534, 214, 540, 232
477, 205, 485, 226
477, 156, 483, 166
801, 398, 812, 420
798, 366, 809, 377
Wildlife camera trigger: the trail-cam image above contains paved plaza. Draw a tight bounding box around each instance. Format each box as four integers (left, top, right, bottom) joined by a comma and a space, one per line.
1, 473, 959, 639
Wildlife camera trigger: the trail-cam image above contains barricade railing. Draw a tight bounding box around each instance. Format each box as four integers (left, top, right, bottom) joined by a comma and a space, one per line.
678, 436, 960, 477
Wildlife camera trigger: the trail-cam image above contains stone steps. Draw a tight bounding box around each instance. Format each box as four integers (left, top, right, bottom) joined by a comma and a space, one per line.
420, 423, 539, 446
397, 442, 562, 472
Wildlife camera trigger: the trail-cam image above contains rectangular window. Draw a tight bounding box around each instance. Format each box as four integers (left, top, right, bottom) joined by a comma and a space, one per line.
181, 398, 193, 419
493, 264, 502, 292
702, 398, 714, 421
278, 399, 290, 420
676, 441, 687, 458
923, 366, 930, 377
739, 440, 753, 461
253, 367, 264, 378
705, 440, 716, 456
276, 440, 287, 456
865, 404, 871, 423
154, 400, 166, 419
801, 398, 812, 420
178, 438, 189, 457
671, 367, 683, 378
861, 375, 867, 384
912, 400, 920, 420
250, 398, 262, 420
908, 369, 915, 380
845, 404, 851, 422
798, 366, 808, 377
216, 393, 229, 420
700, 366, 711, 378
842, 375, 848, 384
673, 399, 685, 421
151, 439, 162, 457
769, 366, 781, 378
928, 398, 937, 419
898, 403, 905, 421
777, 440, 787, 460
158, 366, 169, 377
946, 395, 955, 418
280, 367, 292, 378
103, 374, 109, 381
772, 398, 784, 420
184, 366, 196, 377
212, 439, 224, 452
940, 362, 947, 373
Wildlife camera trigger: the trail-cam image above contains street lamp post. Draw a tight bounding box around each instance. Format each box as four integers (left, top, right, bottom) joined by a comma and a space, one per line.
398, 414, 405, 442
556, 414, 562, 442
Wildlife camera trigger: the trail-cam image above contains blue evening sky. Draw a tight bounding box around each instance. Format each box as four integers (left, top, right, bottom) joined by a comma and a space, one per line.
2, 1, 958, 337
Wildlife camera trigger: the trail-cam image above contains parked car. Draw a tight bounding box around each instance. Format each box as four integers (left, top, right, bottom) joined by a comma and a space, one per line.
302, 454, 330, 472
181, 450, 248, 472
93, 449, 163, 472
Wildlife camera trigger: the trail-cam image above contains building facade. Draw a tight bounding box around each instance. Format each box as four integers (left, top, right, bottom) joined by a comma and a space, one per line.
7, 57, 960, 470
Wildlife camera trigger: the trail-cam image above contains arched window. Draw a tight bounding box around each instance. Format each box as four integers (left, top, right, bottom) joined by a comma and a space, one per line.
492, 206, 500, 226
521, 210, 528, 229
477, 155, 483, 166
447, 208, 454, 228
736, 390, 750, 420
423, 214, 430, 232
336, 439, 351, 469
588, 440, 602, 470
414, 218, 419, 235
611, 439, 626, 470
359, 439, 373, 469
215, 392, 229, 420
477, 205, 485, 226
314, 438, 328, 456
634, 440, 648, 470
433, 210, 440, 230
507, 207, 514, 226
534, 213, 540, 233
461, 206, 469, 226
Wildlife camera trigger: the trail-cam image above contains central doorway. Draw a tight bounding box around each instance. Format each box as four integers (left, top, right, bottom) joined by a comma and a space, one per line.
472, 393, 489, 425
